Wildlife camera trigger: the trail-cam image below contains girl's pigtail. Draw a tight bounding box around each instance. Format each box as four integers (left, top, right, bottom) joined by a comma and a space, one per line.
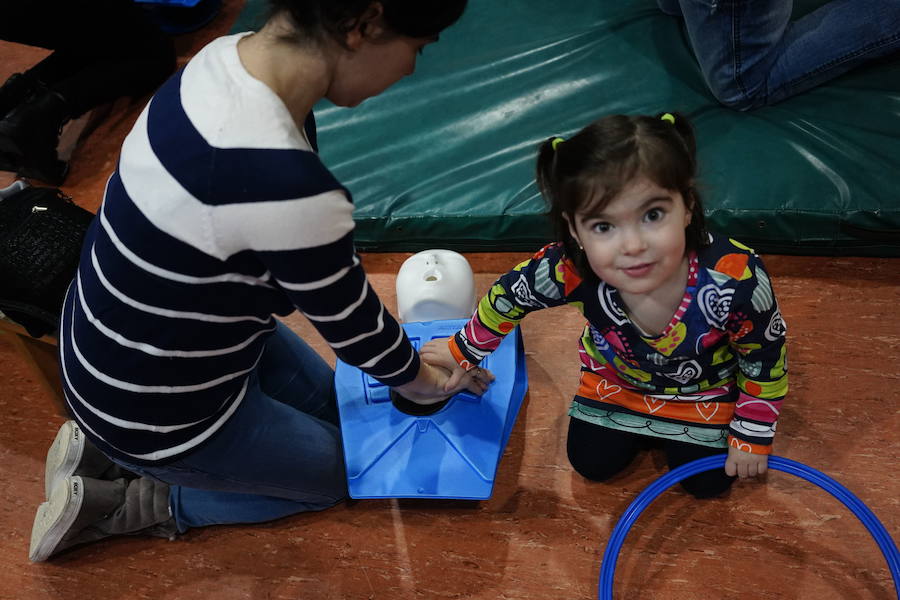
536, 136, 589, 274
535, 136, 559, 204
671, 112, 697, 160
656, 112, 708, 248
655, 111, 696, 158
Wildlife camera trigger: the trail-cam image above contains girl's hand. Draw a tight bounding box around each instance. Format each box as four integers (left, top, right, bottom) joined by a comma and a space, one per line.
421, 337, 495, 395
420, 338, 459, 371
725, 445, 768, 478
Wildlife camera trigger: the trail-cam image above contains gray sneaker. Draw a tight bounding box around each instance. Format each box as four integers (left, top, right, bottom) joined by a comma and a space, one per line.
44, 420, 134, 499
30, 476, 85, 562
30, 475, 176, 562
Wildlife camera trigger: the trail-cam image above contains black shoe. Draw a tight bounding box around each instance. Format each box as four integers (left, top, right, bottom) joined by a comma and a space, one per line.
0, 89, 71, 185
0, 72, 45, 119
0, 149, 68, 186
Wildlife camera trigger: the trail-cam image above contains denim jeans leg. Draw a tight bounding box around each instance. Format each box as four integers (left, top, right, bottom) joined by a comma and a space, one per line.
114, 323, 347, 532
656, 0, 682, 17
671, 0, 900, 109
763, 0, 900, 105
256, 320, 339, 427
672, 0, 793, 109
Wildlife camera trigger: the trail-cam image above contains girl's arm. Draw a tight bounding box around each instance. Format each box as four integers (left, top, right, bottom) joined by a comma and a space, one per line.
724, 251, 788, 475
448, 242, 575, 371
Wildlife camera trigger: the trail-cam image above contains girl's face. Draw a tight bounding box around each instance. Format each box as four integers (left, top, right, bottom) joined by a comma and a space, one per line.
328, 31, 437, 107
565, 176, 692, 297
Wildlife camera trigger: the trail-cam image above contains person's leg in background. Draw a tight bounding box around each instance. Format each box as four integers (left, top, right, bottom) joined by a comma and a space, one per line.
658, 0, 900, 109
656, 0, 683, 16
0, 0, 175, 183
664, 439, 735, 498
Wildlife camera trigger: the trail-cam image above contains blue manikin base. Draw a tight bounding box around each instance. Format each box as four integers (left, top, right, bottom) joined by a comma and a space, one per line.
335, 319, 528, 500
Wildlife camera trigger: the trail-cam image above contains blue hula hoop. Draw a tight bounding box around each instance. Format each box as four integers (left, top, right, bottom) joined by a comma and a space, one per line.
597, 455, 899, 599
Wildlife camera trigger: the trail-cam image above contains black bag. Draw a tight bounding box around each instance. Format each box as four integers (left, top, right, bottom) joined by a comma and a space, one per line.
0, 181, 94, 338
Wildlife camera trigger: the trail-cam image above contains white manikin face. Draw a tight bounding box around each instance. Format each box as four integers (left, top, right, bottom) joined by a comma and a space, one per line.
396, 249, 476, 323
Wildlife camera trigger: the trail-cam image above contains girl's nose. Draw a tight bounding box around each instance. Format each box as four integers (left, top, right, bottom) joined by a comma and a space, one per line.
621, 228, 647, 255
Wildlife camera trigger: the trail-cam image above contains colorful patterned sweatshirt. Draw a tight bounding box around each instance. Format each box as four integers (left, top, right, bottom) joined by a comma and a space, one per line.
449, 234, 788, 454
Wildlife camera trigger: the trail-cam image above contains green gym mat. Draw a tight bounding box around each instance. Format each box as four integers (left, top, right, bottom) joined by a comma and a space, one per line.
231, 1, 900, 256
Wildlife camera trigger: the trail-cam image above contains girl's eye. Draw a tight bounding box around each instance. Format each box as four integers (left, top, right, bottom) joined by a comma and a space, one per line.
645, 207, 665, 222
592, 222, 612, 233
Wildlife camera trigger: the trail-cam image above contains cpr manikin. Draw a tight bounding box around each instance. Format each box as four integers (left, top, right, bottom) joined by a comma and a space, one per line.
396, 249, 476, 323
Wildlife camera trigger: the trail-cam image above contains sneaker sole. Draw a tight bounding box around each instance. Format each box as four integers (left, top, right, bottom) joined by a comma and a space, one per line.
0, 126, 25, 156
0, 150, 67, 186
30, 476, 83, 562
18, 158, 68, 186
45, 421, 84, 500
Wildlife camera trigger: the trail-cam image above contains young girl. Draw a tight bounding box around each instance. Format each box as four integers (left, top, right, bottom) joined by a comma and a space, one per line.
423, 113, 787, 498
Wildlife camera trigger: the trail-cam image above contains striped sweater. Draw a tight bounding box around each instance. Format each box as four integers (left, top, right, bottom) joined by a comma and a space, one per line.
59, 33, 419, 465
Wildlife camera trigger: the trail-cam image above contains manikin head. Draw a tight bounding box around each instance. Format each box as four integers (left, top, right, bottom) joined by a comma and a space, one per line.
396, 249, 476, 323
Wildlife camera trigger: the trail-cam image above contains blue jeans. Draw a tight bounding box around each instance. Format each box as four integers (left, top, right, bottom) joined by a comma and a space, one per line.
114, 321, 347, 533
657, 0, 900, 109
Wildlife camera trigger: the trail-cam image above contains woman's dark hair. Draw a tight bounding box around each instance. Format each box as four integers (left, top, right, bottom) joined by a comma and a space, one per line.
267, 0, 468, 46
536, 112, 708, 280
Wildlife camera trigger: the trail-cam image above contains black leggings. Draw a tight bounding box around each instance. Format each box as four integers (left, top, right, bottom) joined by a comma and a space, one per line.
566, 417, 736, 499
0, 0, 175, 116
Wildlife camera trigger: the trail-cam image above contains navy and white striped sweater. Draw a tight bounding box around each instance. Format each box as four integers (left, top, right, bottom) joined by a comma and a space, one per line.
59, 33, 419, 465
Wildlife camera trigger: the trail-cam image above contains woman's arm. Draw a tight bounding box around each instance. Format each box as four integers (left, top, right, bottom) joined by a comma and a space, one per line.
229, 182, 422, 388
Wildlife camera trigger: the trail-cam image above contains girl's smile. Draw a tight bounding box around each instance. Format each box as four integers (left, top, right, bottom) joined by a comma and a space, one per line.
621, 262, 654, 278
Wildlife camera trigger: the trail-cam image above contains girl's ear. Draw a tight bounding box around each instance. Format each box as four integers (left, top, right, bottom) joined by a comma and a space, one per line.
563, 212, 582, 247
345, 2, 386, 49
683, 189, 694, 227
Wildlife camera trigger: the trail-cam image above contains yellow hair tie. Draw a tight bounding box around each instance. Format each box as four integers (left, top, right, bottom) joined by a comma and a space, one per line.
551, 137, 565, 151
660, 113, 675, 125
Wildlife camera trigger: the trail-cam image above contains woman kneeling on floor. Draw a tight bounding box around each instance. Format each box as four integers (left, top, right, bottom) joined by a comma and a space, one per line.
29, 0, 481, 562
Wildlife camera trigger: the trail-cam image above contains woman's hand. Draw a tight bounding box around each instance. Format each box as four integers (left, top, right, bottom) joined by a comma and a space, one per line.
391, 361, 454, 405
725, 445, 768, 478
421, 337, 494, 395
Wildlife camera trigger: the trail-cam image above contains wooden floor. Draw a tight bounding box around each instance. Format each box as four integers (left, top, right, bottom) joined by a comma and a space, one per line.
1, 3, 897, 598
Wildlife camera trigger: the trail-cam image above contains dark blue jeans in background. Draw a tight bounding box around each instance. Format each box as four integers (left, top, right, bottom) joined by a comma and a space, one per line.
657, 0, 900, 109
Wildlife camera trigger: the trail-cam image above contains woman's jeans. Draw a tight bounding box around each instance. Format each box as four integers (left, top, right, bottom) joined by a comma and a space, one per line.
115, 321, 347, 533
657, 0, 900, 109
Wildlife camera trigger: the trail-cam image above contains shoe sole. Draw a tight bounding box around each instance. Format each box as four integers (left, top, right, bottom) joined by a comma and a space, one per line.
0, 125, 25, 156
45, 421, 84, 500
29, 476, 83, 562
18, 161, 68, 186
0, 145, 67, 185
